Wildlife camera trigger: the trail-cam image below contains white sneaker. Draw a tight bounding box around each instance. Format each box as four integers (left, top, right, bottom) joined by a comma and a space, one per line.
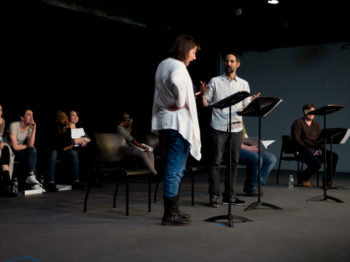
32, 184, 46, 193
26, 175, 40, 185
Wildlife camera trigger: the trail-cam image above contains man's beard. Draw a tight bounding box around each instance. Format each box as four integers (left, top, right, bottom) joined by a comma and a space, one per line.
225, 66, 234, 74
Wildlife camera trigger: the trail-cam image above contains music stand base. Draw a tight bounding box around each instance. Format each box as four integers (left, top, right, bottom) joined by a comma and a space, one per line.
205, 214, 253, 227
307, 194, 343, 203
244, 201, 283, 211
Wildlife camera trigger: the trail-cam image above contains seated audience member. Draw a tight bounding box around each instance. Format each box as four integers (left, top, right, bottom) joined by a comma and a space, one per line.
291, 103, 338, 187
69, 109, 91, 147
8, 108, 44, 191
0, 104, 15, 195
47, 110, 88, 191
239, 125, 276, 196
68, 109, 93, 183
116, 112, 157, 175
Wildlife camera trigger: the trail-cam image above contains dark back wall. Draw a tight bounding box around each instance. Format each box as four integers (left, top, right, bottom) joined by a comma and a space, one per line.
3, 2, 217, 165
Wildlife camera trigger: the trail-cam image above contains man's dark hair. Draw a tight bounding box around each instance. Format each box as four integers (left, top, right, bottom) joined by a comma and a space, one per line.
303, 103, 315, 111
222, 51, 242, 63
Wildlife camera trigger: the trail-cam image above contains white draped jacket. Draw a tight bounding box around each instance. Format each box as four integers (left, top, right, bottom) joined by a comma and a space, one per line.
151, 57, 201, 161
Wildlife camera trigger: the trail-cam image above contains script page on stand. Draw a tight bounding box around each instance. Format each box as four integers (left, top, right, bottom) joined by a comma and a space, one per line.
243, 137, 275, 150
134, 143, 154, 152
340, 129, 350, 144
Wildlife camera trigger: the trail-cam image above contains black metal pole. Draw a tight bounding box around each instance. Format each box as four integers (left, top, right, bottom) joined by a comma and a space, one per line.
227, 106, 233, 227
257, 116, 262, 203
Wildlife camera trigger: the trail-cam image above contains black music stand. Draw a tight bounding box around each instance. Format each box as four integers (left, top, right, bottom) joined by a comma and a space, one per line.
307, 128, 349, 203
307, 105, 344, 130
204, 91, 252, 227
237, 96, 283, 211
306, 104, 344, 202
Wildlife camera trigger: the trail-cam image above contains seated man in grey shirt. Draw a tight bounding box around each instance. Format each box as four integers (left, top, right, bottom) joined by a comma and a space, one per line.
8, 108, 44, 191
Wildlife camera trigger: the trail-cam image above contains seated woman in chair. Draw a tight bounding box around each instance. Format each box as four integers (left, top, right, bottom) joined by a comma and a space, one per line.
116, 112, 157, 175
69, 109, 93, 183
47, 111, 88, 191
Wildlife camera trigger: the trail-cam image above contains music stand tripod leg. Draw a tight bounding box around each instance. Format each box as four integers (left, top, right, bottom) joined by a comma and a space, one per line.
245, 116, 282, 211
307, 134, 343, 203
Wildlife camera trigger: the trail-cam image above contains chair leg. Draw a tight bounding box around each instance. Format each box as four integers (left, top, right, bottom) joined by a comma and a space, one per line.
191, 169, 194, 206
148, 174, 151, 212
83, 183, 91, 213
298, 162, 304, 186
125, 176, 129, 216
276, 158, 282, 184
113, 176, 119, 209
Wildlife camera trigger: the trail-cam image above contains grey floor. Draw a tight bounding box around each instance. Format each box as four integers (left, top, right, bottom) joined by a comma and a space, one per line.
1, 170, 350, 262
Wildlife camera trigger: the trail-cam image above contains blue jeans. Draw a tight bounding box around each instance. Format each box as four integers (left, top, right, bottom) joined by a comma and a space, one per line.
48, 149, 80, 183
159, 129, 190, 198
13, 147, 37, 176
239, 148, 276, 193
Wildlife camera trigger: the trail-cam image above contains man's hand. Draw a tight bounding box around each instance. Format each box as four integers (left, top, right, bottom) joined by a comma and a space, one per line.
195, 81, 209, 97
251, 92, 261, 101
29, 119, 36, 130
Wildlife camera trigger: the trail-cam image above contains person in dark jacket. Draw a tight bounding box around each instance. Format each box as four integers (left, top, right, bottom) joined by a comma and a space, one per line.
47, 111, 88, 191
291, 103, 338, 187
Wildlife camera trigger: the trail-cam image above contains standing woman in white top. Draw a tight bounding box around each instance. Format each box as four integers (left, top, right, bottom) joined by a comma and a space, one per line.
152, 34, 202, 226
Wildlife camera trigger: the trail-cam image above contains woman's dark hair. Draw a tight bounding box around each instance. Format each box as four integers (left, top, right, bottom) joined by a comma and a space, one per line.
168, 34, 200, 62
69, 109, 84, 128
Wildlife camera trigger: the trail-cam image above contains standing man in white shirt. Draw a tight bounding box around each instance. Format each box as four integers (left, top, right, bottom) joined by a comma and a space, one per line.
152, 34, 202, 226
200, 51, 260, 207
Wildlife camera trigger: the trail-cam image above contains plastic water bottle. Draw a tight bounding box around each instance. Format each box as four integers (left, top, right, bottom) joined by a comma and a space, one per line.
39, 175, 45, 186
12, 178, 18, 194
288, 174, 294, 190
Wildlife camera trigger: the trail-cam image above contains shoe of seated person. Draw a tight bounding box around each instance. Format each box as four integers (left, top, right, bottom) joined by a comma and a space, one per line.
244, 188, 264, 197
209, 195, 220, 208
25, 175, 40, 185
302, 181, 312, 187
32, 184, 46, 192
327, 181, 336, 189
222, 195, 245, 205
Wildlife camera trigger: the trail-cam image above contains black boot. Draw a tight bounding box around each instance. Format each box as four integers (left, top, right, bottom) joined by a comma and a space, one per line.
162, 196, 191, 226
175, 194, 191, 221
0, 171, 15, 197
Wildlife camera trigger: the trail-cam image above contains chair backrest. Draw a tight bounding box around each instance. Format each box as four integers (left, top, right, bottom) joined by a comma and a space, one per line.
281, 135, 298, 155
95, 133, 127, 163
143, 133, 160, 149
